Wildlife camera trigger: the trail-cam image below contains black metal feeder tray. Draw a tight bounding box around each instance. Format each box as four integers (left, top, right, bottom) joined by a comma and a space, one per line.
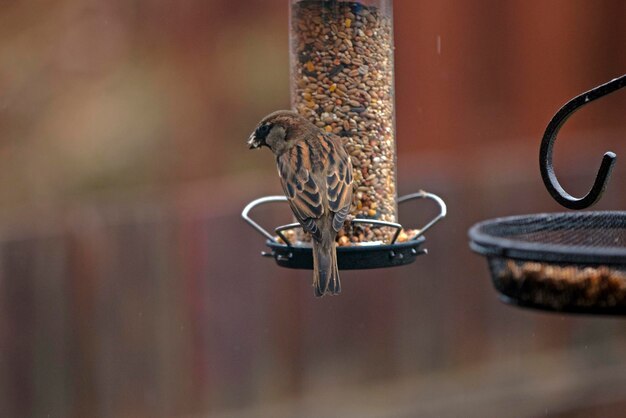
242, 191, 446, 270
470, 212, 626, 315
469, 74, 626, 315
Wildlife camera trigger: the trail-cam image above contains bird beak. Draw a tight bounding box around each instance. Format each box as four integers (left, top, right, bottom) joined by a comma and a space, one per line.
248, 133, 262, 149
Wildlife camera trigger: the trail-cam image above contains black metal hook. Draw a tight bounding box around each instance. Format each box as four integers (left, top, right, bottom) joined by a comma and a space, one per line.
539, 74, 626, 210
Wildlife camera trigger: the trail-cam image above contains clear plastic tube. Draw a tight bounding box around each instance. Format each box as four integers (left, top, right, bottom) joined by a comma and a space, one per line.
290, 0, 397, 244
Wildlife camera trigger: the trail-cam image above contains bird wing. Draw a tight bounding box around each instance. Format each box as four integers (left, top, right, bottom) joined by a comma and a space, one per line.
277, 134, 353, 239
323, 134, 353, 232
277, 143, 325, 241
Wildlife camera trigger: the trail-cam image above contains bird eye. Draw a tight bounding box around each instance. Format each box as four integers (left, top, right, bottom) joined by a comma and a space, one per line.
256, 124, 271, 139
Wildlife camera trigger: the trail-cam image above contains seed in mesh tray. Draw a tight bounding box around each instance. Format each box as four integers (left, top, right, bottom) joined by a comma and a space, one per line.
498, 260, 626, 309
291, 0, 397, 244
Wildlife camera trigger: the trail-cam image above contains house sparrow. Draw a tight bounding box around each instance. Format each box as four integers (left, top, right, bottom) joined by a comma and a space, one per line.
248, 110, 353, 297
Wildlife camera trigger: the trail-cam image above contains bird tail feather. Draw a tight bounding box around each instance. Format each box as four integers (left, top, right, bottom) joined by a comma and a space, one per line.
313, 242, 341, 297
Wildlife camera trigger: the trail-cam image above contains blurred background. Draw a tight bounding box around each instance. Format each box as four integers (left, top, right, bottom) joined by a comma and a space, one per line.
1, 0, 626, 417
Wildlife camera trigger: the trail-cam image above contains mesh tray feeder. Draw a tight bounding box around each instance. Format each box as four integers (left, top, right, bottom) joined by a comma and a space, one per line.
469, 74, 626, 315
470, 212, 626, 314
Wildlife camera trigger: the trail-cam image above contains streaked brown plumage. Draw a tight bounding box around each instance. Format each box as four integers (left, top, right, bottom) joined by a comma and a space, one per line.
248, 110, 353, 296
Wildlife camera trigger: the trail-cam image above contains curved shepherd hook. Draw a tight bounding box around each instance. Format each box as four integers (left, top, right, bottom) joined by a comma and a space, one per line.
540, 74, 626, 210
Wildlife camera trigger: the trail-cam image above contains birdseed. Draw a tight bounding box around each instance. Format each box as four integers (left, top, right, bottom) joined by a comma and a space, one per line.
290, 0, 398, 244
497, 260, 626, 310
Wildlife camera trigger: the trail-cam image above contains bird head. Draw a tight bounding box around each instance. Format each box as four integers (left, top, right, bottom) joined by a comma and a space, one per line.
248, 110, 312, 155
247, 123, 272, 149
